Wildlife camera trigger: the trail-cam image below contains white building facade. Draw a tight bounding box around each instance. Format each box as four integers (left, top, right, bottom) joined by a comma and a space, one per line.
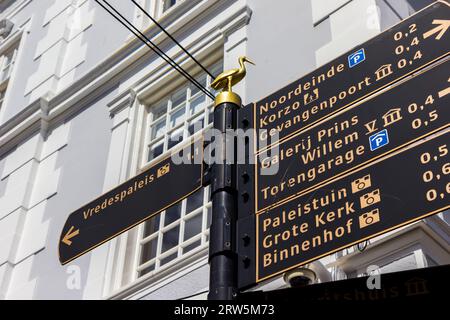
0, 0, 448, 300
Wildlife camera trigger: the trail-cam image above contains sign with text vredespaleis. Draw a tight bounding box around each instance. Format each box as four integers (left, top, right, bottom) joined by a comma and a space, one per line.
255, 59, 449, 213
254, 130, 449, 284
59, 138, 203, 265
251, 0, 449, 153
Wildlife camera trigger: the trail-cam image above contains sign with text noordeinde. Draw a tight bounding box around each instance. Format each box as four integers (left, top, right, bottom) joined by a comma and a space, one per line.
251, 1, 449, 153
59, 138, 203, 265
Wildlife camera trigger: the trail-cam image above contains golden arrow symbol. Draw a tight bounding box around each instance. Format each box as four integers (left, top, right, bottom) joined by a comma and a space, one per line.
62, 226, 80, 246
423, 20, 450, 40
438, 77, 450, 99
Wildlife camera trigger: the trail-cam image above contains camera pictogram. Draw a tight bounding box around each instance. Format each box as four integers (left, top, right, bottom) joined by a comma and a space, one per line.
157, 163, 171, 178
359, 209, 381, 228
360, 189, 381, 209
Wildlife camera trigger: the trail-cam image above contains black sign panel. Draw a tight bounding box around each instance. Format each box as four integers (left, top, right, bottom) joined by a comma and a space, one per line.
255, 131, 449, 283
250, 0, 450, 153
238, 265, 450, 304
59, 138, 204, 265
255, 59, 449, 213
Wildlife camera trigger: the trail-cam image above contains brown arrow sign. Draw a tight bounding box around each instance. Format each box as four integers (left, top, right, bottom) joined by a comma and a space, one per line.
423, 19, 450, 40
59, 137, 204, 265
62, 226, 80, 246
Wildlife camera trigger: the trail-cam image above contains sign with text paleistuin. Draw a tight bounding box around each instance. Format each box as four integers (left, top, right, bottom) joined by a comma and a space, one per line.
59, 138, 203, 265
255, 131, 449, 283
252, 0, 449, 153
255, 59, 449, 213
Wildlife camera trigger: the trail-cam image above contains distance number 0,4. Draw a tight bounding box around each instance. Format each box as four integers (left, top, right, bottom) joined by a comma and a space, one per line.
408, 95, 437, 130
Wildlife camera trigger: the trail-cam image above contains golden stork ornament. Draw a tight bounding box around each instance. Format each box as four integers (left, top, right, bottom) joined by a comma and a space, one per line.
211, 56, 255, 106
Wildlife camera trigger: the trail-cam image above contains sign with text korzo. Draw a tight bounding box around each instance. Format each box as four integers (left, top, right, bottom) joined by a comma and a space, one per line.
252, 0, 450, 153
59, 138, 203, 265
255, 59, 449, 213
255, 131, 449, 283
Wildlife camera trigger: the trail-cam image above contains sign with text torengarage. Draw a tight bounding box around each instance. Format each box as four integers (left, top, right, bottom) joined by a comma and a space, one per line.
59, 138, 203, 265
251, 0, 449, 153
255, 59, 449, 212
257, 131, 449, 282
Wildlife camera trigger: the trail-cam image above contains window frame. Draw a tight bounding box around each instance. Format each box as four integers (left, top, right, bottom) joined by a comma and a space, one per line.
103, 36, 224, 296
134, 0, 186, 29
108, 59, 222, 291
135, 188, 212, 278
0, 28, 24, 122
158, 0, 184, 16
141, 64, 220, 167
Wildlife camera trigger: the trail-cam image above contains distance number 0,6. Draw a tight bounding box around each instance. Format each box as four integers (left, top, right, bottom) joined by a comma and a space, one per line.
420, 144, 449, 202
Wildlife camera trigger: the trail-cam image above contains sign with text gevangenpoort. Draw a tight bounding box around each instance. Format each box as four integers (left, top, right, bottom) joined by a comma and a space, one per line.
251, 0, 449, 153
255, 130, 449, 284
255, 59, 449, 213
59, 137, 203, 265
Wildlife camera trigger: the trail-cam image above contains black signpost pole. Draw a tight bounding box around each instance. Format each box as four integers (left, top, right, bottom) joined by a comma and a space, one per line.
208, 93, 241, 300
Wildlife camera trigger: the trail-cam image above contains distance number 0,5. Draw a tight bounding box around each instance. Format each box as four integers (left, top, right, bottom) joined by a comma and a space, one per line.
420, 144, 450, 202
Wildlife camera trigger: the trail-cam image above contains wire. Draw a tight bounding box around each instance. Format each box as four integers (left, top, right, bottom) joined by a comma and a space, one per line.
101, 0, 214, 99
130, 0, 216, 79
95, 1, 215, 100
357, 241, 368, 252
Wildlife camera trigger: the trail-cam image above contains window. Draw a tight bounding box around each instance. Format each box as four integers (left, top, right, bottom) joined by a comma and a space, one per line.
137, 188, 212, 277
0, 0, 16, 14
162, 0, 182, 13
134, 0, 185, 29
0, 42, 18, 83
0, 89, 5, 110
137, 61, 222, 278
144, 62, 221, 164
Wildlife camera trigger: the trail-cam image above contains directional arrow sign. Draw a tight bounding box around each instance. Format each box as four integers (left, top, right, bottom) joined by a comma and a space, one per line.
62, 226, 79, 246
239, 0, 450, 154
59, 137, 204, 265
423, 19, 450, 40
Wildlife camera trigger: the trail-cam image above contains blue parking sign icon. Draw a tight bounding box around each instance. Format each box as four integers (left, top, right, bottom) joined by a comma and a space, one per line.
348, 48, 366, 68
369, 129, 389, 151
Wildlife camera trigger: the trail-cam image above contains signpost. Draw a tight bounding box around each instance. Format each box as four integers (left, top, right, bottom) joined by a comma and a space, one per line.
59, 138, 203, 265
243, 0, 450, 153
59, 1, 449, 302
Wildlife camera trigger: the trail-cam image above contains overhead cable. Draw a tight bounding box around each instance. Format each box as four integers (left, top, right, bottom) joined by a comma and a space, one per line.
95, 0, 215, 100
